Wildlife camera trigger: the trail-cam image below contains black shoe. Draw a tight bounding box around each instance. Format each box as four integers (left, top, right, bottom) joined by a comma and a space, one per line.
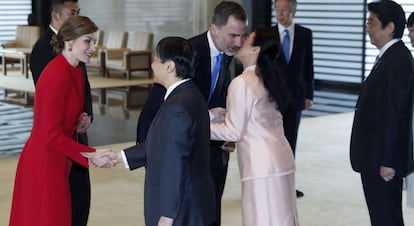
296, 189, 304, 198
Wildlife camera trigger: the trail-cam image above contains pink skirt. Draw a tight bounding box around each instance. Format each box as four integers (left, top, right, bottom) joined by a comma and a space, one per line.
241, 172, 299, 226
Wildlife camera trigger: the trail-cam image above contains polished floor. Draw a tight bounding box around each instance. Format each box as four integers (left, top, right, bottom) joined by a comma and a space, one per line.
0, 68, 413, 225
1, 111, 414, 226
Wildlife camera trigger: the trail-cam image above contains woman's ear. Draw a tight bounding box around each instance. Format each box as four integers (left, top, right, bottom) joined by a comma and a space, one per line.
65, 40, 74, 51
251, 46, 260, 55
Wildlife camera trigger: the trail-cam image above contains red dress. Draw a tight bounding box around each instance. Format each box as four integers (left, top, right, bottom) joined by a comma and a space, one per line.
9, 54, 95, 226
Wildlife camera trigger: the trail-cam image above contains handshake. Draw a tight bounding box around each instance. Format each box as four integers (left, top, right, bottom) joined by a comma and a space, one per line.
81, 149, 122, 168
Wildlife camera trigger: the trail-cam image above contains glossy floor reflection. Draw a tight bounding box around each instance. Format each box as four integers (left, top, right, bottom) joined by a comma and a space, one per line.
1, 112, 414, 226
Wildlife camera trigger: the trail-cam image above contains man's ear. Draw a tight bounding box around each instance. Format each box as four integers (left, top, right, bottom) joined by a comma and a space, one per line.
166, 60, 176, 74
51, 11, 59, 22
386, 22, 395, 38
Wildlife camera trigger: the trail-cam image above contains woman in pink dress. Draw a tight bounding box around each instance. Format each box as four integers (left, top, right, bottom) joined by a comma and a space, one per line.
210, 26, 299, 226
9, 16, 112, 226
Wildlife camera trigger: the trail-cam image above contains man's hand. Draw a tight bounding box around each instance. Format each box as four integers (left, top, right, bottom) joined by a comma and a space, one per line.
380, 166, 395, 182
209, 107, 226, 123
82, 149, 118, 168
158, 216, 174, 226
305, 99, 313, 110
221, 141, 236, 152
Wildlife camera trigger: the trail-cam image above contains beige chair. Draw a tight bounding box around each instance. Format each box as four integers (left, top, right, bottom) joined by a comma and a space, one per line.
1, 25, 42, 49
87, 30, 128, 76
1, 25, 42, 75
104, 31, 154, 80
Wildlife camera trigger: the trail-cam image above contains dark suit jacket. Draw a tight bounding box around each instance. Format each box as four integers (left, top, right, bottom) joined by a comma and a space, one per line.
30, 26, 93, 144
124, 80, 216, 226
136, 32, 233, 142
190, 32, 233, 109
136, 83, 166, 143
350, 40, 414, 177
273, 24, 314, 110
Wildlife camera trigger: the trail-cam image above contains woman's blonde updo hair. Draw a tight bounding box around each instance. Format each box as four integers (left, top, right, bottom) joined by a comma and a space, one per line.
51, 16, 98, 54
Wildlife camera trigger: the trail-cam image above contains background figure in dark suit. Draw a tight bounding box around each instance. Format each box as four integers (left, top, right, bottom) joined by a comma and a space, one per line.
29, 1, 93, 225
350, 1, 414, 225
408, 12, 414, 48
189, 3, 247, 224
406, 11, 414, 209
135, 2, 247, 225
111, 37, 216, 226
273, 0, 314, 198
136, 83, 165, 143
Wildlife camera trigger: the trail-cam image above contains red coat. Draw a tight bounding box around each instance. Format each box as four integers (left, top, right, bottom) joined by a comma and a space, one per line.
9, 54, 95, 226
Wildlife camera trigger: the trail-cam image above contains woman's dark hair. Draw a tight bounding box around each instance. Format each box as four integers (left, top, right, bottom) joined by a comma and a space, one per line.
51, 16, 98, 54
253, 26, 291, 113
156, 37, 196, 79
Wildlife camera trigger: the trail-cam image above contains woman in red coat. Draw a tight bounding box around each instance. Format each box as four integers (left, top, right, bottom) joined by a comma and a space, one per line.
9, 16, 112, 226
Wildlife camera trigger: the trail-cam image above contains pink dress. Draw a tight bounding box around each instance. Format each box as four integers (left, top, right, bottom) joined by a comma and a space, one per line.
210, 65, 299, 226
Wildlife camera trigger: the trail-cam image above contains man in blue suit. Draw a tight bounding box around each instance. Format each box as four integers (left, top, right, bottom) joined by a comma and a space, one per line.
350, 1, 414, 225
111, 37, 216, 226
135, 2, 247, 225
273, 0, 314, 198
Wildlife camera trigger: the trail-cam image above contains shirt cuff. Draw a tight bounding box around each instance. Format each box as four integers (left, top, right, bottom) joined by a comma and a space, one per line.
121, 150, 130, 169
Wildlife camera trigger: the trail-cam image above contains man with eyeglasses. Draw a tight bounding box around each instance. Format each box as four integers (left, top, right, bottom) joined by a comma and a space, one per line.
30, 1, 93, 226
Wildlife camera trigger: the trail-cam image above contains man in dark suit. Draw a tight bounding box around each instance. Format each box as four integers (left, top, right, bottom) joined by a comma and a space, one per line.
273, 0, 314, 198
350, 1, 414, 225
135, 2, 247, 225
111, 37, 216, 226
408, 12, 414, 48
29, 1, 93, 226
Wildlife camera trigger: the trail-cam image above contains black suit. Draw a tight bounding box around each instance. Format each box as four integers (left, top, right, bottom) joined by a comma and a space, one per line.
135, 32, 233, 226
136, 83, 166, 143
350, 40, 414, 225
273, 24, 314, 155
189, 32, 233, 226
124, 80, 216, 226
30, 26, 93, 226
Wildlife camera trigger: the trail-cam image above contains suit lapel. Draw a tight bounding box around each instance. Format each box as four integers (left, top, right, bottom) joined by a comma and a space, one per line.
150, 81, 190, 128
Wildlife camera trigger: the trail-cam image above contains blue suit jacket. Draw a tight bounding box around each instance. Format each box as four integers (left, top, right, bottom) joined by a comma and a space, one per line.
125, 80, 216, 226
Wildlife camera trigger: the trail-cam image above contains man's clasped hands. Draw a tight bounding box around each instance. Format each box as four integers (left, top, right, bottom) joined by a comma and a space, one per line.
81, 149, 122, 168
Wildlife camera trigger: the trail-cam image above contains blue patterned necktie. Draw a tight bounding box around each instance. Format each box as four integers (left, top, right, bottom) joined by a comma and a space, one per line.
208, 53, 222, 103
282, 29, 291, 63
373, 55, 380, 69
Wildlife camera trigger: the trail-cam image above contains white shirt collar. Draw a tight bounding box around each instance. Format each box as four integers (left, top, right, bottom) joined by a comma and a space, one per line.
378, 39, 399, 58
278, 23, 294, 39
207, 30, 221, 58
164, 78, 191, 100
207, 30, 224, 72
49, 24, 58, 34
